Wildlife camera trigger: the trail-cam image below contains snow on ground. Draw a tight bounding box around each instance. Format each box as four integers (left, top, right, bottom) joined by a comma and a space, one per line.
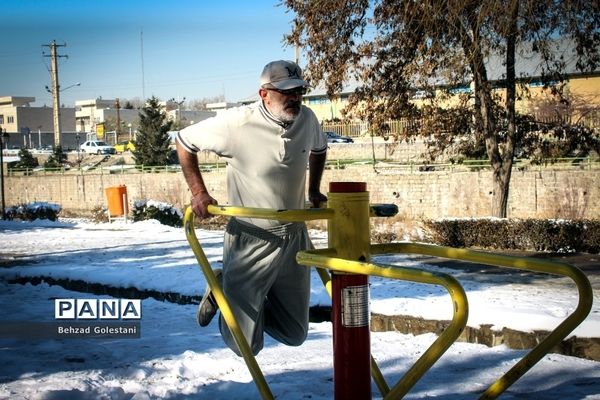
0, 218, 599, 399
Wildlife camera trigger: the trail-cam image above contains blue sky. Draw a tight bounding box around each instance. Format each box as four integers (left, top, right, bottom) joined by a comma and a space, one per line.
1, 1, 298, 107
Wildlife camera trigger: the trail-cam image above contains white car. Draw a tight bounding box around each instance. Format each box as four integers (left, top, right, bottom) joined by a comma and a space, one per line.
80, 141, 116, 155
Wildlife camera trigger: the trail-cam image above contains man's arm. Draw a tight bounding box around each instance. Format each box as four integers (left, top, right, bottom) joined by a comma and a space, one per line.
308, 152, 328, 208
176, 140, 217, 219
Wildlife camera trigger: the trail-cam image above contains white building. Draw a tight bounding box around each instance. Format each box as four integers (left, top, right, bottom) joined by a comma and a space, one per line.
76, 98, 217, 144
75, 98, 141, 143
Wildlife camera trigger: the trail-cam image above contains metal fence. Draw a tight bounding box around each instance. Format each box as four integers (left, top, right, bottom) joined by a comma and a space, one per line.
322, 111, 600, 139
321, 119, 421, 138
320, 121, 370, 138
6, 157, 599, 177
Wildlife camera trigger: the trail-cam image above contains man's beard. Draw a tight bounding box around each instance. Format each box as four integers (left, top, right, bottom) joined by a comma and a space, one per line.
271, 100, 301, 123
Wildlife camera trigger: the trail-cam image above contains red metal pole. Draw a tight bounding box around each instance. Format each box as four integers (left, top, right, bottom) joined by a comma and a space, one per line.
329, 182, 371, 399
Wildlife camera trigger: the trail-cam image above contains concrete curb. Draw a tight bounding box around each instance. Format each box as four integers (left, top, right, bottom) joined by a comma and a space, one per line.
370, 313, 600, 362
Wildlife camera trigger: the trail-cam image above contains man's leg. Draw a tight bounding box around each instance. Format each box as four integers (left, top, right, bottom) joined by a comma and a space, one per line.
197, 268, 222, 327
218, 220, 283, 356
263, 227, 311, 346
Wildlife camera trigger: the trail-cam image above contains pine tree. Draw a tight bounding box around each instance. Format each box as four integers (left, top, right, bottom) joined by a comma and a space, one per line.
132, 96, 173, 166
44, 145, 66, 169
14, 148, 39, 169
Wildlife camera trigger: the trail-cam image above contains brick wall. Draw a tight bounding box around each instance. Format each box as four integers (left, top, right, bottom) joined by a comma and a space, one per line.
5, 166, 599, 220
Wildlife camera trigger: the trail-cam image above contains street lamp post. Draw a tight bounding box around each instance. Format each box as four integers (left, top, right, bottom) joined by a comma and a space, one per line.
169, 97, 186, 129
177, 97, 185, 127
0, 128, 9, 220
75, 133, 81, 169
22, 127, 30, 149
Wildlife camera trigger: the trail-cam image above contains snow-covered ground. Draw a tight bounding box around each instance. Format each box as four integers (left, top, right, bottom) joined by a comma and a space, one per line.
0, 218, 599, 399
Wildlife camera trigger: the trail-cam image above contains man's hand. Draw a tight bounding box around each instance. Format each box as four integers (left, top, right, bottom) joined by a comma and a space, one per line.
191, 192, 218, 219
308, 152, 327, 208
308, 189, 328, 208
177, 140, 218, 220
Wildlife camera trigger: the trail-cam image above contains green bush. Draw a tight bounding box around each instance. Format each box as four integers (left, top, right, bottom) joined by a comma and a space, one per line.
14, 148, 39, 169
6, 202, 61, 221
424, 218, 600, 253
132, 199, 183, 227
43, 145, 67, 169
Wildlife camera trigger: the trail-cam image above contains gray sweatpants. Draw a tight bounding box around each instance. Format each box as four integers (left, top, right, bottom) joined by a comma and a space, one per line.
219, 218, 312, 356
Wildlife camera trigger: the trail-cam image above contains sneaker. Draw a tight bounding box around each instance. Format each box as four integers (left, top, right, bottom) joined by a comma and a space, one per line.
197, 268, 223, 327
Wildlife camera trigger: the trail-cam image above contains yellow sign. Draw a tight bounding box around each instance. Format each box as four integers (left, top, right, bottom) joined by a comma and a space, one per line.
96, 123, 105, 139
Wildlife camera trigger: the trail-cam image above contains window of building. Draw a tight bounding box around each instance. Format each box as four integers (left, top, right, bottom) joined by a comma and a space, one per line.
448, 86, 472, 94
0, 115, 3, 124
307, 97, 330, 105
528, 80, 557, 88
411, 89, 434, 99
7, 116, 14, 123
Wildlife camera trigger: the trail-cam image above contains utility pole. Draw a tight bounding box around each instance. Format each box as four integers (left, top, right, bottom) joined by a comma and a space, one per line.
115, 98, 121, 144
0, 129, 7, 220
140, 29, 146, 101
43, 40, 67, 148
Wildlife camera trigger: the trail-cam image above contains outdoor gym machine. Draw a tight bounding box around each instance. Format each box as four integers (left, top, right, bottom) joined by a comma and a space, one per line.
184, 181, 469, 399
183, 181, 592, 399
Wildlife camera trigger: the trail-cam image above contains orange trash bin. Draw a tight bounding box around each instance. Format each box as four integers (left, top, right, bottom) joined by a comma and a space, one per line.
105, 185, 128, 218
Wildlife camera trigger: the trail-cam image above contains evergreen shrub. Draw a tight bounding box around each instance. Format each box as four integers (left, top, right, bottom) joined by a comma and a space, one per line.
43, 146, 67, 169
14, 148, 39, 169
132, 199, 183, 227
6, 202, 61, 221
424, 218, 600, 253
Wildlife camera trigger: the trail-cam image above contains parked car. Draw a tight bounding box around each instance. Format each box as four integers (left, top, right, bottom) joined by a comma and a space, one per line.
114, 140, 135, 153
325, 131, 354, 143
80, 140, 115, 155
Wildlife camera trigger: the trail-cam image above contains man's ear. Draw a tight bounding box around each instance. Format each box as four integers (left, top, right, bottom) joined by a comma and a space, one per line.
258, 88, 268, 100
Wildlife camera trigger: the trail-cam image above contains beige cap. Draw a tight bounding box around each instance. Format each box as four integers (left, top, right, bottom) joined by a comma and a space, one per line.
260, 60, 309, 90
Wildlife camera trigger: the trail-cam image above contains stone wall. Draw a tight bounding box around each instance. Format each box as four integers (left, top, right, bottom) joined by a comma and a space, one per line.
5, 165, 599, 220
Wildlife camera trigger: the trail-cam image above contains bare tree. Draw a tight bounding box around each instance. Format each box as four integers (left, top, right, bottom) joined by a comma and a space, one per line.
119, 97, 145, 109
188, 95, 226, 111
285, 0, 599, 217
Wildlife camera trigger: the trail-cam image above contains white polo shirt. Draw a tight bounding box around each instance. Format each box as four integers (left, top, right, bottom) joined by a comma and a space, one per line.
178, 102, 327, 227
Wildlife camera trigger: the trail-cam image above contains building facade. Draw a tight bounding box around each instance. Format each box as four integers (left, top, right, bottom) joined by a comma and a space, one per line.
302, 39, 600, 127
76, 98, 217, 144
0, 96, 76, 149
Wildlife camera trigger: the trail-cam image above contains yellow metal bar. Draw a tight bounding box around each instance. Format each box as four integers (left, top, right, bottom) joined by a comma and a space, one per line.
207, 204, 334, 221
184, 207, 274, 400
316, 266, 334, 297
371, 242, 593, 399
297, 249, 469, 399
206, 203, 394, 221
327, 191, 371, 261
370, 356, 391, 396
